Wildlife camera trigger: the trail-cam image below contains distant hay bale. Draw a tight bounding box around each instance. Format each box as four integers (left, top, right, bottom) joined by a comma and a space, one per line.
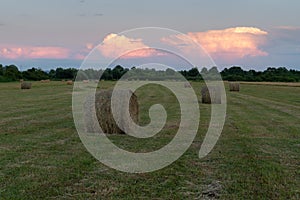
40, 79, 51, 83
229, 82, 240, 92
83, 80, 89, 83
84, 89, 139, 134
184, 82, 192, 88
21, 82, 32, 89
19, 79, 24, 82
201, 85, 221, 104
66, 80, 73, 85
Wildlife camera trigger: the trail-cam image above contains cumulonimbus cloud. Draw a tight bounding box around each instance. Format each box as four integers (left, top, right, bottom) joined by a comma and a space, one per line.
162, 27, 269, 61
98, 33, 165, 59
0, 45, 70, 59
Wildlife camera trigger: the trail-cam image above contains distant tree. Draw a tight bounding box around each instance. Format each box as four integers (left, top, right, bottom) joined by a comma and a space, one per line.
187, 67, 200, 77
112, 65, 126, 80
0, 64, 3, 76
179, 70, 187, 77
22, 67, 49, 81
200, 67, 208, 74
101, 68, 113, 80
1, 63, 300, 82
221, 66, 246, 81
208, 66, 219, 74
54, 68, 77, 80
48, 69, 56, 79
76, 70, 89, 81
3, 65, 22, 81
166, 68, 176, 76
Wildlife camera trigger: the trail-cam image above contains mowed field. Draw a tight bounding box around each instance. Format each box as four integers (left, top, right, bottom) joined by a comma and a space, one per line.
0, 81, 300, 199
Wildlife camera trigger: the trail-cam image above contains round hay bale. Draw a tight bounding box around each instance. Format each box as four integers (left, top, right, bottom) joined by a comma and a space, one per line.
83, 80, 89, 83
66, 80, 73, 85
229, 82, 240, 92
19, 79, 24, 82
21, 82, 32, 89
201, 85, 221, 104
41, 79, 51, 83
84, 89, 139, 134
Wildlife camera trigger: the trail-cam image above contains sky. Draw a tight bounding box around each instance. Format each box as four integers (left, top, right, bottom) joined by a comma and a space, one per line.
0, 0, 300, 71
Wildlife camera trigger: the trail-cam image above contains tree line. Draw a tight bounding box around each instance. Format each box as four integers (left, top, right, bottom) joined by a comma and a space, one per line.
0, 64, 299, 82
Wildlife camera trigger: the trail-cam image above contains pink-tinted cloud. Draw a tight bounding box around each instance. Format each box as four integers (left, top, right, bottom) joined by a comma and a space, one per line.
98, 33, 164, 58
162, 27, 269, 61
72, 45, 92, 61
0, 45, 70, 59
73, 53, 86, 60
85, 43, 94, 50
275, 26, 300, 31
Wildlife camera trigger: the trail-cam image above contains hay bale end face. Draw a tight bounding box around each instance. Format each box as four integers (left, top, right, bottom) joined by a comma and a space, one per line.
84, 89, 139, 134
201, 85, 221, 104
21, 82, 32, 89
229, 82, 240, 92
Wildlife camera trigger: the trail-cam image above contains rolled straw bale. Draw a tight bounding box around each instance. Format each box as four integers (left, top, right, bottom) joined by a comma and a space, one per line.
201, 85, 221, 104
21, 82, 32, 89
41, 79, 51, 83
84, 89, 139, 134
66, 80, 73, 85
229, 82, 240, 92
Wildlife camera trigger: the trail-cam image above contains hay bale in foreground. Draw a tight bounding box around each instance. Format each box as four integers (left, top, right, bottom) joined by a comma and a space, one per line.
229, 82, 240, 92
201, 85, 221, 104
84, 90, 139, 134
21, 82, 32, 89
66, 80, 73, 85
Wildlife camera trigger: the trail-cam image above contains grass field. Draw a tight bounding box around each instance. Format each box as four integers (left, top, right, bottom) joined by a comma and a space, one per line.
0, 81, 299, 199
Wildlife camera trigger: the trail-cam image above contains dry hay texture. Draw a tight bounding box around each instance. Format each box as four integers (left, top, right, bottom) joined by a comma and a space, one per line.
66, 80, 73, 85
201, 85, 221, 104
41, 79, 51, 83
84, 89, 139, 134
21, 82, 32, 89
229, 82, 240, 92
